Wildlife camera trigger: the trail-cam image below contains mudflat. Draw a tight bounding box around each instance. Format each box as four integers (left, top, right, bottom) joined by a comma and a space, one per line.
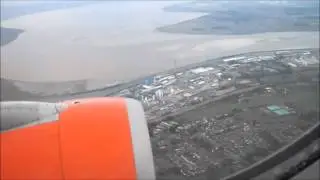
1, 1, 319, 100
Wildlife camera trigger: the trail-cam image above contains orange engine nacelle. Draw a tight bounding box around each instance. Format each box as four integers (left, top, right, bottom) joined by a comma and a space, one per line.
0, 98, 155, 180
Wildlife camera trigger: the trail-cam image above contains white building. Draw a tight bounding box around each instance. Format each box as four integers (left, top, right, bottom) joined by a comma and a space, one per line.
190, 67, 214, 74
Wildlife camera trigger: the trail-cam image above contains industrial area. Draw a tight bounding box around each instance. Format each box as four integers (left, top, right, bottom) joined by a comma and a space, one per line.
113, 48, 318, 122
111, 48, 319, 180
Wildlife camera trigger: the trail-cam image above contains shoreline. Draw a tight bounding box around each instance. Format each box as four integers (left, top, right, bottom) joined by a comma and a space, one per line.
2, 47, 317, 102
1, 1, 318, 100
0, 27, 24, 46
2, 31, 318, 82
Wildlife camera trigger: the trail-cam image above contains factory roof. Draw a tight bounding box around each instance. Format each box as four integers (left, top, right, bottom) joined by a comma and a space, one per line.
287, 62, 298, 67
267, 105, 281, 111
141, 85, 162, 93
223, 56, 246, 62
274, 109, 290, 116
190, 67, 214, 74
238, 79, 252, 84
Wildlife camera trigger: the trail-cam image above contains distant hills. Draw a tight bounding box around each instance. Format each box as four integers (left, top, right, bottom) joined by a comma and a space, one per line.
1, 1, 97, 21
1, 1, 99, 46
1, 78, 39, 101
1, 27, 24, 46
159, 1, 319, 35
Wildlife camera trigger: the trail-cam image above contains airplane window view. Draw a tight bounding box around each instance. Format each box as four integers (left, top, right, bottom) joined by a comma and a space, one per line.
1, 1, 319, 180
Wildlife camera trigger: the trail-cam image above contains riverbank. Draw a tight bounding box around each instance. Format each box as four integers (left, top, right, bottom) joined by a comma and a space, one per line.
2, 48, 317, 102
